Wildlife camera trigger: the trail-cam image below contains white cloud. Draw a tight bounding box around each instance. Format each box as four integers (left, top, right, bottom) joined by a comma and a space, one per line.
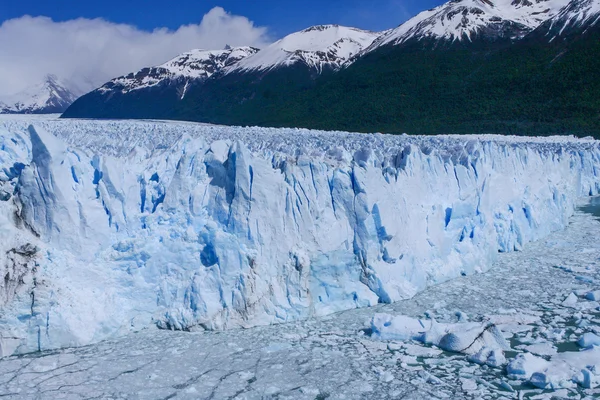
0, 7, 271, 97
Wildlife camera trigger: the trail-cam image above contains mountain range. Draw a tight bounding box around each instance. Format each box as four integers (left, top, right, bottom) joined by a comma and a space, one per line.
0, 75, 78, 114
63, 0, 600, 137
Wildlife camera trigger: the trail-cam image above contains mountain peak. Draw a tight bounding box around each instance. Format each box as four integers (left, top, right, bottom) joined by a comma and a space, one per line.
369, 0, 570, 48
229, 25, 380, 73
44, 73, 59, 84
0, 75, 77, 114
301, 24, 343, 32
542, 0, 600, 38
97, 46, 260, 95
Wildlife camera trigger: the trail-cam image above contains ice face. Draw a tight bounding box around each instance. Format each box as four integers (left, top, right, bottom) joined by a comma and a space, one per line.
1, 116, 600, 356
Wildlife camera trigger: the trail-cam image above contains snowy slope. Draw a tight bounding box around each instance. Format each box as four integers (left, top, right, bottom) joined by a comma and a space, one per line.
229, 25, 380, 73
0, 75, 78, 114
542, 0, 600, 37
97, 47, 259, 95
1, 116, 600, 356
368, 0, 570, 48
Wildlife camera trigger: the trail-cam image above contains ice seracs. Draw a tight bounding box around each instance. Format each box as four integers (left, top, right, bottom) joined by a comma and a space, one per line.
0, 75, 78, 114
228, 25, 380, 73
0, 116, 599, 357
97, 46, 259, 95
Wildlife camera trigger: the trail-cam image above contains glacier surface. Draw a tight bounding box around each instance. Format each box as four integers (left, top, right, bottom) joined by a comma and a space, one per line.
0, 115, 599, 356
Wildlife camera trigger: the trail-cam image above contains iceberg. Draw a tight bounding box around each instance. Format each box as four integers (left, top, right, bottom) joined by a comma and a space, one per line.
579, 332, 600, 348
1, 116, 599, 356
508, 346, 600, 389
370, 313, 510, 358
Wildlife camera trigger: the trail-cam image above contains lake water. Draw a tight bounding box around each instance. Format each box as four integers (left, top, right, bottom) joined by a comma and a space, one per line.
579, 196, 600, 218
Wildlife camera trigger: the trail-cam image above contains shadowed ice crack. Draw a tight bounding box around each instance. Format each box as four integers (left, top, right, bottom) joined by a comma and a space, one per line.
107, 360, 156, 381
172, 368, 214, 390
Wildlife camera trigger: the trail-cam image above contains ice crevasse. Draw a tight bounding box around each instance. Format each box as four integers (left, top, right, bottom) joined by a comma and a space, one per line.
0, 118, 599, 356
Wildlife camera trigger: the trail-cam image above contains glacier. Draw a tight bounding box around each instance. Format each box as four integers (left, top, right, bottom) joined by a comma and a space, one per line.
0, 115, 600, 357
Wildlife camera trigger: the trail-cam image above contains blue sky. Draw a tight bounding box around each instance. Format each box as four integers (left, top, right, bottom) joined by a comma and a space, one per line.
1, 0, 444, 36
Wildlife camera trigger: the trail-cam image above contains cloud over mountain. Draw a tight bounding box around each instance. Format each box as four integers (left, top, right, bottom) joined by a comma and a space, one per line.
0, 7, 271, 96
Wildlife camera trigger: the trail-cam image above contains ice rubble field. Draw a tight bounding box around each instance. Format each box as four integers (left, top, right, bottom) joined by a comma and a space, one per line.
1, 116, 600, 388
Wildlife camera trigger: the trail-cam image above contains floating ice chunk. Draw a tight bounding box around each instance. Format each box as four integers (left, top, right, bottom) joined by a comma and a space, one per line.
579, 333, 600, 349
530, 370, 576, 390
437, 323, 508, 355
488, 312, 540, 326
522, 342, 558, 357
418, 371, 443, 385
586, 291, 600, 301
508, 346, 600, 389
507, 353, 550, 380
370, 313, 431, 341
468, 347, 506, 367
576, 368, 599, 389
562, 293, 578, 307
402, 343, 443, 357
460, 378, 478, 391
370, 313, 509, 356
379, 371, 394, 383
543, 327, 566, 342
576, 276, 595, 284
387, 343, 402, 351
487, 349, 507, 368
455, 311, 469, 322
499, 381, 514, 392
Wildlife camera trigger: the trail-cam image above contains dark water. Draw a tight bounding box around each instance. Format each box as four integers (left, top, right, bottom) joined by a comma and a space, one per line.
579, 196, 600, 219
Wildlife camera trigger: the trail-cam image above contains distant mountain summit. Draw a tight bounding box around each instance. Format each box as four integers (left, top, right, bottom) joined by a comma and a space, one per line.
97, 47, 259, 98
541, 0, 600, 38
228, 25, 379, 73
367, 0, 570, 48
0, 75, 78, 114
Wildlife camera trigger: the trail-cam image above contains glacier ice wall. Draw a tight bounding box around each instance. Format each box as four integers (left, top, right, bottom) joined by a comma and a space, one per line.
1, 117, 599, 356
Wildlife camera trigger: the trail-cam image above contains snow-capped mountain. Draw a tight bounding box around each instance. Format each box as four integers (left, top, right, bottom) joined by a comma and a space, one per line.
97, 46, 259, 96
63, 26, 381, 119
542, 0, 600, 37
228, 25, 380, 73
0, 75, 78, 114
368, 0, 571, 48
88, 26, 379, 99
63, 0, 600, 135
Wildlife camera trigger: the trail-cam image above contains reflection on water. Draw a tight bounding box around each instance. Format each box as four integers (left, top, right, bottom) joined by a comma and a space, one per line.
579, 196, 600, 219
